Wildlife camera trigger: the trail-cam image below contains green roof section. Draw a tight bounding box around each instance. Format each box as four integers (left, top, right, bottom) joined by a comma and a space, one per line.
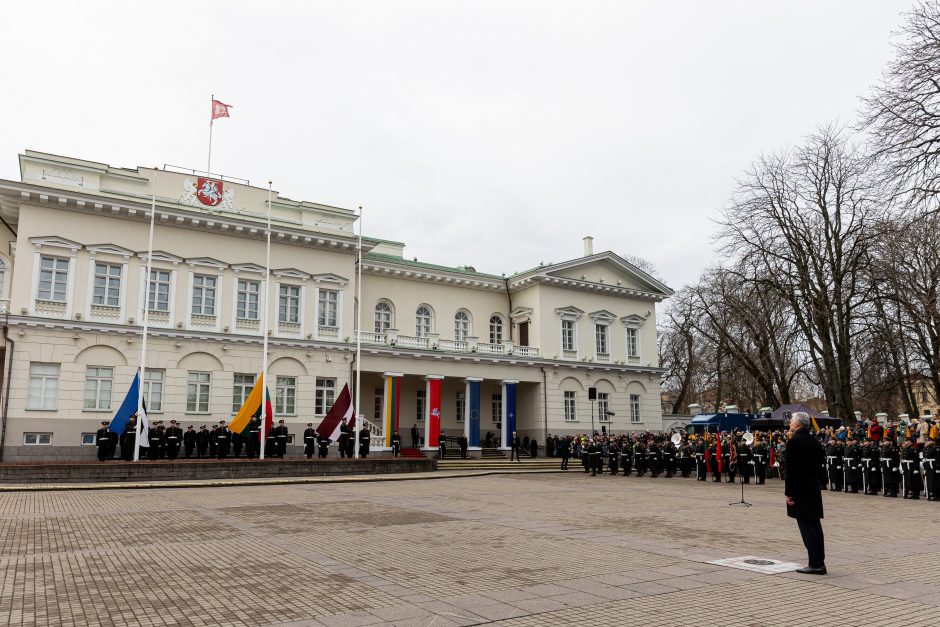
363, 252, 504, 280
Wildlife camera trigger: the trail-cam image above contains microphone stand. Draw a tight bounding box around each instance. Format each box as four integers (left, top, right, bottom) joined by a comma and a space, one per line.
730, 441, 752, 507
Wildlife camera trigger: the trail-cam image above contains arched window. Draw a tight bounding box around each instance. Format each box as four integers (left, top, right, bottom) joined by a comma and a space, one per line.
0, 258, 6, 299
374, 301, 393, 333
415, 305, 433, 337
454, 310, 471, 341
489, 314, 504, 344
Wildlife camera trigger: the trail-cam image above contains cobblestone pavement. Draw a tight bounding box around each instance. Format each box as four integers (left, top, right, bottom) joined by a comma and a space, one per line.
1, 471, 938, 626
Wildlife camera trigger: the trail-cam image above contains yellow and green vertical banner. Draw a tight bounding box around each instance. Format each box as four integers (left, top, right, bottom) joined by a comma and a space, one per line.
384, 375, 401, 446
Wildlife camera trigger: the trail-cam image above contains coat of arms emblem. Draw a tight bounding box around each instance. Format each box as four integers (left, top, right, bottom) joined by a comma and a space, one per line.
196, 178, 224, 207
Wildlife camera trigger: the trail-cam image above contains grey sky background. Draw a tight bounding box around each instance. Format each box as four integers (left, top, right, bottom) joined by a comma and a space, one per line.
1, 1, 913, 291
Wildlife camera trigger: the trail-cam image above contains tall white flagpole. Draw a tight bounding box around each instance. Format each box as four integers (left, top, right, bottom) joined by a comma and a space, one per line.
354, 207, 362, 459
135, 168, 158, 462
260, 182, 273, 460
207, 94, 214, 175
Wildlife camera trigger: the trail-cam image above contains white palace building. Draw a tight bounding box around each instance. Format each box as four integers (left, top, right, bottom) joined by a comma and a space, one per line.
0, 151, 672, 461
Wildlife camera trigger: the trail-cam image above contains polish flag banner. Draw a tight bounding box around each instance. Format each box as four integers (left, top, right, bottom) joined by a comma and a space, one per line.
315, 384, 354, 441
211, 99, 232, 120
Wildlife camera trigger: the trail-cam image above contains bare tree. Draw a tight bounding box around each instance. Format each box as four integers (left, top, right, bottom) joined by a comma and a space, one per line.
718, 126, 884, 422
863, 1, 940, 205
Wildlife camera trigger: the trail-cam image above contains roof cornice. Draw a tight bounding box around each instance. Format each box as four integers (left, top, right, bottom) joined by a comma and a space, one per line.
361, 259, 505, 292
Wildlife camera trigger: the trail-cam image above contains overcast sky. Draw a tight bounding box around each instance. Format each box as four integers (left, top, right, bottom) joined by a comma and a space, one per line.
2, 0, 914, 291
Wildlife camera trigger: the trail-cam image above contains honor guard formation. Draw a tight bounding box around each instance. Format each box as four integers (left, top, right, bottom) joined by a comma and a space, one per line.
542, 415, 940, 502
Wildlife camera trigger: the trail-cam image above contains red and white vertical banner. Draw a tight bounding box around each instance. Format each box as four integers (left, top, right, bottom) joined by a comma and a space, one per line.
426, 375, 443, 449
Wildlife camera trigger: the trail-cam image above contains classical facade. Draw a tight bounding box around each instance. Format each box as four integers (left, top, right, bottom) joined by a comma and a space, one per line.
0, 151, 672, 461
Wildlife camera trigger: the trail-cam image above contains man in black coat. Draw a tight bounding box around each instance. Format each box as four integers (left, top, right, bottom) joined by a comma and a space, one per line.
785, 412, 827, 575
95, 421, 112, 462
303, 423, 317, 459
509, 432, 521, 462
183, 426, 196, 459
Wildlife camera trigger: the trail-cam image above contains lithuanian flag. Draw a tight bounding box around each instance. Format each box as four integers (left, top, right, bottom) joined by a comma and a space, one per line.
229, 374, 273, 437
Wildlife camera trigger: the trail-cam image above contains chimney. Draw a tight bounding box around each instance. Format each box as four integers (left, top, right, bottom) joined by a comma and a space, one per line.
583, 236, 594, 257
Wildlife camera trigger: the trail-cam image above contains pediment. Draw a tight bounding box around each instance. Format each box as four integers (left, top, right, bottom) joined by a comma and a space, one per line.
533, 252, 672, 297
86, 243, 134, 257
29, 235, 82, 250
589, 309, 617, 322
232, 263, 267, 274
137, 250, 183, 264
273, 267, 311, 280
186, 256, 228, 269
312, 272, 349, 285
555, 306, 584, 319
621, 314, 646, 328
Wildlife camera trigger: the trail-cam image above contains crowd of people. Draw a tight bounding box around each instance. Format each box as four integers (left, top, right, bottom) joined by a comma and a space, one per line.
541, 415, 939, 501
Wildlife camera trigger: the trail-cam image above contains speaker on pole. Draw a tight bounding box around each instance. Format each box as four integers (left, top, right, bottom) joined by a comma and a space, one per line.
588, 387, 597, 400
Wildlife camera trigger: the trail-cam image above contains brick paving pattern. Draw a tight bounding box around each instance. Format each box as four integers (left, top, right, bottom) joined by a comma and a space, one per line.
1, 472, 938, 626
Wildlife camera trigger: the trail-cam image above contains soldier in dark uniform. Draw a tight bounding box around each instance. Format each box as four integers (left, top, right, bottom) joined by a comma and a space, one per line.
901, 438, 920, 499
608, 441, 619, 476
635, 439, 647, 477
410, 424, 420, 448
303, 423, 317, 459
752, 436, 768, 485
182, 426, 196, 458
344, 428, 354, 458
164, 420, 182, 460
208, 425, 218, 458
95, 421, 112, 462
390, 430, 402, 457
559, 436, 570, 470
546, 434, 555, 458
694, 438, 707, 481
708, 436, 721, 482
338, 430, 349, 458
216, 421, 231, 459
156, 422, 167, 459
881, 439, 900, 497
231, 429, 243, 458
265, 425, 277, 458
587, 440, 599, 476
842, 435, 858, 493
358, 426, 371, 458
679, 440, 693, 478
647, 439, 661, 478
274, 420, 289, 458
722, 435, 735, 483
245, 417, 261, 459
121, 418, 137, 461
196, 425, 209, 458
438, 433, 448, 459
737, 438, 753, 485
108, 426, 119, 459
317, 431, 331, 458
831, 438, 845, 491
923, 436, 938, 500
148, 422, 162, 460
509, 432, 521, 462
661, 440, 675, 478
621, 439, 633, 476
864, 439, 881, 495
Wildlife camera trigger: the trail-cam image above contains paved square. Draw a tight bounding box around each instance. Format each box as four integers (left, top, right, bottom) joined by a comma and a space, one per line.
1, 472, 938, 626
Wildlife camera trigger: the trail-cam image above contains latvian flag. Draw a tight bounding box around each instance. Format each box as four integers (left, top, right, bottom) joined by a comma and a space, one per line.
315, 383, 355, 440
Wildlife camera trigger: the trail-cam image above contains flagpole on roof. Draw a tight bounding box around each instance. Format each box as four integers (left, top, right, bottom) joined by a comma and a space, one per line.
135, 168, 158, 462
260, 181, 273, 460
207, 94, 214, 175
354, 206, 363, 459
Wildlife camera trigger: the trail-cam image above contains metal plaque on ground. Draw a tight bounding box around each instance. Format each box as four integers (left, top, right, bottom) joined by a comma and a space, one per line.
707, 556, 801, 574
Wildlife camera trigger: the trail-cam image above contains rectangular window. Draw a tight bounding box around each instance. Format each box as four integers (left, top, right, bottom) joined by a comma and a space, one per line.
416, 389, 426, 421
186, 371, 211, 413
626, 328, 639, 358
318, 289, 338, 327
564, 391, 577, 422
276, 376, 297, 415
922, 391, 929, 404
81, 433, 96, 446
279, 284, 301, 323
630, 393, 641, 423
598, 392, 609, 422
192, 275, 217, 316
595, 324, 608, 355
37, 255, 69, 301
561, 320, 576, 352
236, 280, 260, 320
148, 269, 171, 312
92, 262, 122, 307
374, 386, 384, 422
456, 392, 465, 423
23, 433, 52, 445
232, 373, 255, 412
83, 366, 113, 410
315, 378, 335, 415
144, 370, 164, 412
492, 393, 502, 423
27, 363, 60, 410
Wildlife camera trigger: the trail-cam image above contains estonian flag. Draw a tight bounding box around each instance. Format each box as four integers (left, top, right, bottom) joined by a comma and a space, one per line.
109, 373, 140, 436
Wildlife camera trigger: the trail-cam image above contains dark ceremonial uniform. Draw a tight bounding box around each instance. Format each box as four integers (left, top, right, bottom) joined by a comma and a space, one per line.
245, 419, 261, 459
109, 429, 119, 459
338, 432, 349, 458
274, 423, 289, 458
737, 442, 753, 484
620, 443, 633, 476
317, 433, 331, 458
753, 441, 768, 485
587, 442, 600, 476
647, 442, 662, 478
121, 422, 137, 461
359, 429, 371, 458
635, 441, 647, 477
304, 427, 317, 459
165, 424, 182, 460
559, 438, 570, 470
843, 441, 860, 493
723, 442, 735, 483
695, 441, 707, 481
881, 442, 900, 497
148, 426, 162, 460
708, 441, 721, 482
231, 430, 243, 458
196, 427, 209, 458
608, 443, 619, 475
208, 427, 218, 458
901, 442, 920, 499
679, 443, 693, 478
216, 426, 231, 459
183, 428, 196, 458
390, 432, 401, 457
96, 426, 112, 462
438, 434, 447, 459
923, 441, 938, 500
265, 428, 276, 457
662, 443, 675, 478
